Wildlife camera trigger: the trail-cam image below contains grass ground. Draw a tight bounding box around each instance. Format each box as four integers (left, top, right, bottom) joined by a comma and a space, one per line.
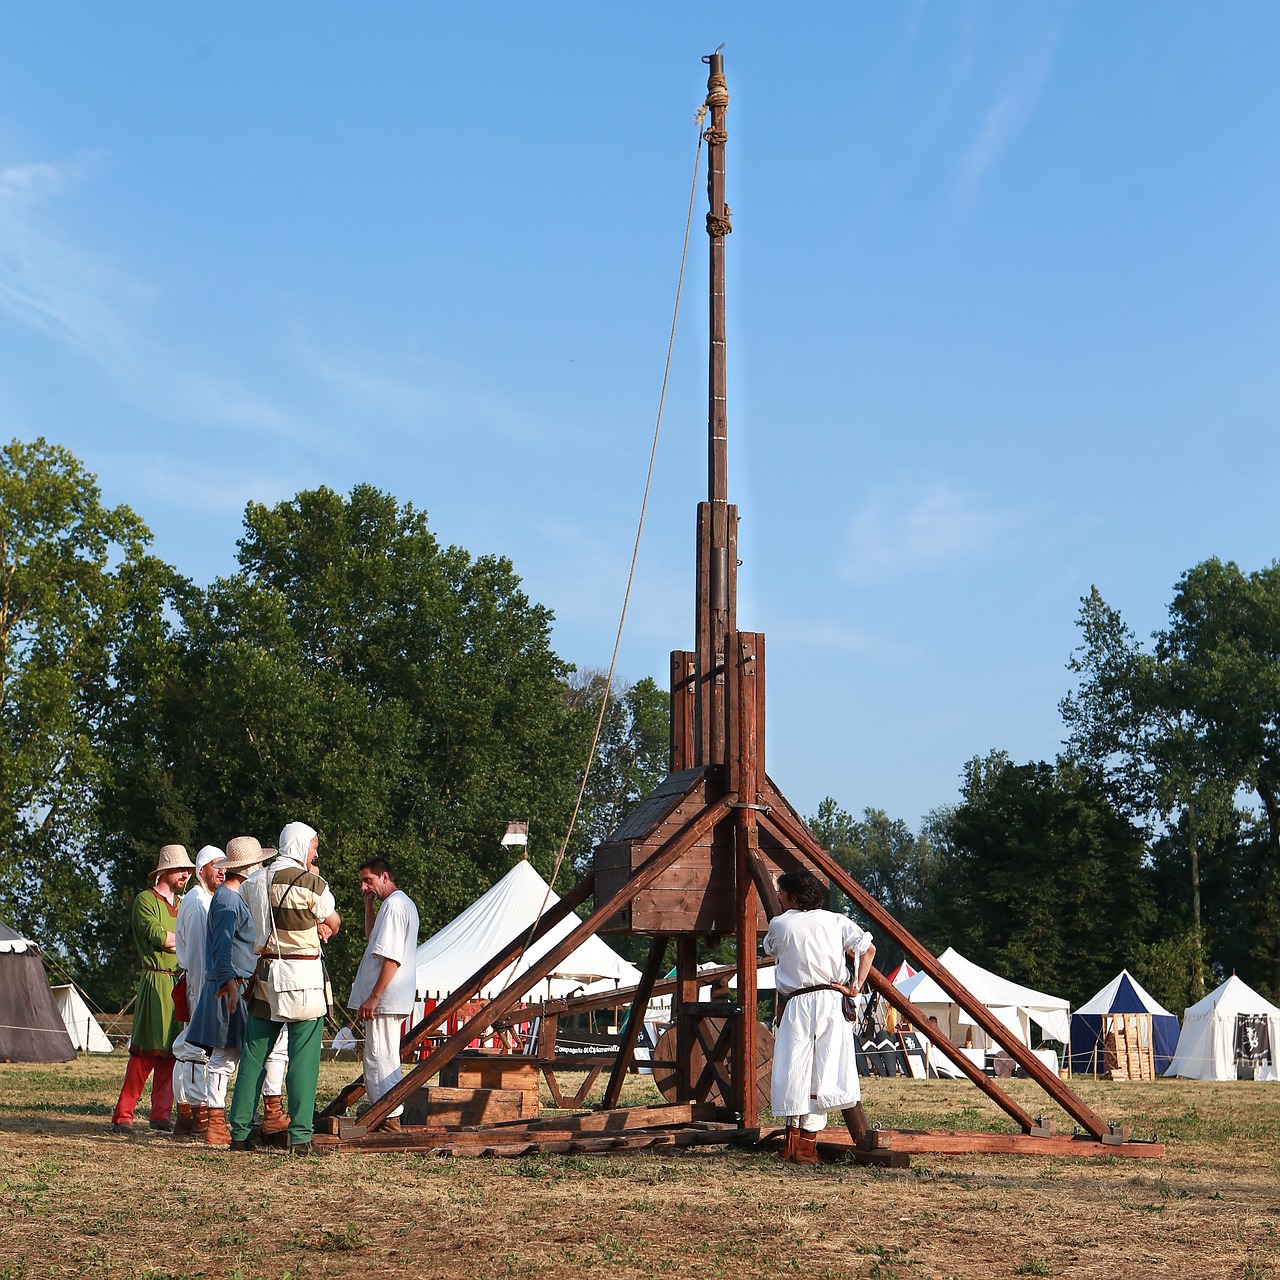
1, 1055, 1278, 1279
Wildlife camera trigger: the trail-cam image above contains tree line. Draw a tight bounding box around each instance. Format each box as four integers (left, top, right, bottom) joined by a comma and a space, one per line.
6, 436, 1277, 1017
814, 563, 1280, 1015
1, 439, 667, 1007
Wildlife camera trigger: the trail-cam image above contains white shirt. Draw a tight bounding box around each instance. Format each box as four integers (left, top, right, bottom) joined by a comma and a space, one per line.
349, 889, 419, 1017
762, 908, 873, 995
174, 882, 214, 997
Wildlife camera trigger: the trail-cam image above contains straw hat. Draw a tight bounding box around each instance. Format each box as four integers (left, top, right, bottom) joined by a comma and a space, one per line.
220, 835, 268, 874
149, 844, 195, 880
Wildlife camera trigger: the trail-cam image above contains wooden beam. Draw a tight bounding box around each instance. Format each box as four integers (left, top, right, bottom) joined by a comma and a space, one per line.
811, 1128, 1165, 1160
731, 630, 761, 1127
600, 934, 669, 1110
319, 870, 597, 1119
759, 800, 1114, 1141
356, 796, 735, 1130
865, 968, 1040, 1133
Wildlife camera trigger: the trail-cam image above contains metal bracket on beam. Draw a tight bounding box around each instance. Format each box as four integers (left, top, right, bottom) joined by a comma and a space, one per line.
727, 802, 771, 813
1100, 1123, 1128, 1145
338, 1118, 369, 1139
1029, 1116, 1056, 1137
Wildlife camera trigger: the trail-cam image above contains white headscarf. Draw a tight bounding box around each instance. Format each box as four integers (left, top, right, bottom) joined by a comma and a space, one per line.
277, 821, 318, 867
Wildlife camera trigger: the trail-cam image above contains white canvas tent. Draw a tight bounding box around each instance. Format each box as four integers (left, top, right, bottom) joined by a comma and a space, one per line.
895, 947, 1071, 1051
415, 856, 642, 1001
1165, 974, 1280, 1081
51, 983, 114, 1053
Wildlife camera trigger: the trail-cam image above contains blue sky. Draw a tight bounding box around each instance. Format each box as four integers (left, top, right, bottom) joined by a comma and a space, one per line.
3, 4, 1277, 829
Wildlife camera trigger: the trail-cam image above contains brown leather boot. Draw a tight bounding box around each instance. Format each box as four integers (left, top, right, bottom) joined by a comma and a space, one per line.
205, 1107, 232, 1148
780, 1126, 798, 1161
262, 1094, 288, 1136
792, 1129, 821, 1165
173, 1103, 195, 1141
375, 1115, 402, 1133
192, 1104, 211, 1142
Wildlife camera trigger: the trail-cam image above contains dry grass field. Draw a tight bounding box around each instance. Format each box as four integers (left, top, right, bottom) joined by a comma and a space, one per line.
1, 1055, 1278, 1279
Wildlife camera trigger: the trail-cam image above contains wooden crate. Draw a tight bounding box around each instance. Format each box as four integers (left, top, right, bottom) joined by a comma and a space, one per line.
1103, 1013, 1154, 1081
402, 1085, 539, 1127
441, 1052, 540, 1095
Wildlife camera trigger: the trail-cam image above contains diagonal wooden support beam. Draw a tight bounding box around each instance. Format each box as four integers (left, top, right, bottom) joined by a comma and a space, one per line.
865, 968, 1040, 1133
600, 934, 670, 1110
320, 871, 597, 1120
356, 796, 736, 1131
759, 800, 1112, 1140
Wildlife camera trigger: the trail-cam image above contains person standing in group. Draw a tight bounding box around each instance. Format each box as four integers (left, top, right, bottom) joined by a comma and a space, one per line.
762, 868, 876, 1165
111, 844, 196, 1134
228, 822, 340, 1155
348, 858, 419, 1133
186, 836, 270, 1147
170, 845, 225, 1140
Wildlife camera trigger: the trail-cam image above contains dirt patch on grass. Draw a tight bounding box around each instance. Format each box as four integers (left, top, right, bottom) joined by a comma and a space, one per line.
2, 1058, 1278, 1278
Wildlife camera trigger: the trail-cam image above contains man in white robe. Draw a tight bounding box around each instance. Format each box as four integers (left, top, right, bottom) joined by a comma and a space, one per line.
763, 868, 875, 1164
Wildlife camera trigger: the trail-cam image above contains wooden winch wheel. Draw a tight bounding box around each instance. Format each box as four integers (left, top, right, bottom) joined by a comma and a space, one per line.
650, 1019, 774, 1113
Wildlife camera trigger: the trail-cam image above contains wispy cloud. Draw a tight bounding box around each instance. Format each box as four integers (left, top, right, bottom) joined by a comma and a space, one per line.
839, 481, 1021, 583
291, 329, 555, 447
99, 451, 319, 518
0, 153, 298, 439
951, 30, 1058, 204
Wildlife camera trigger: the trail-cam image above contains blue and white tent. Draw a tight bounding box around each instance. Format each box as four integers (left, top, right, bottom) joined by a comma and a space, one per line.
1069, 969, 1180, 1076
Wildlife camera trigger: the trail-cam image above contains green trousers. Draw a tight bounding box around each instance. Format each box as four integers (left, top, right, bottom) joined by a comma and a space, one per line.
228, 1013, 324, 1147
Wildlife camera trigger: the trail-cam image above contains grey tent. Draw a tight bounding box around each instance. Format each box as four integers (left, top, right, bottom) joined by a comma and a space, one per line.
0, 920, 76, 1062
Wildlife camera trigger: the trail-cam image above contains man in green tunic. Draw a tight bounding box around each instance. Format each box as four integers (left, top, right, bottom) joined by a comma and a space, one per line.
111, 844, 195, 1133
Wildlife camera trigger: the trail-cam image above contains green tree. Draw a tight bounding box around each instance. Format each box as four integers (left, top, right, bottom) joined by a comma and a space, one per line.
1062, 563, 1280, 997
97, 484, 590, 995
808, 798, 943, 965
0, 438, 176, 982
566, 670, 670, 877
932, 751, 1154, 1003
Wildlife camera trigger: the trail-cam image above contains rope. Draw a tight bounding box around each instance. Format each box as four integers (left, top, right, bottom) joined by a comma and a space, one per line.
503, 108, 709, 992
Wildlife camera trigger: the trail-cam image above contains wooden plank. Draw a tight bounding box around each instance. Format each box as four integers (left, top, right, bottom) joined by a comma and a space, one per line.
670, 650, 695, 772
402, 1086, 535, 1127
443, 1057, 540, 1093
319, 870, 597, 1120
866, 969, 1040, 1134
356, 795, 736, 1131
674, 935, 698, 1102
732, 630, 761, 1127
813, 1128, 1165, 1160
601, 934, 670, 1110
758, 797, 1114, 1142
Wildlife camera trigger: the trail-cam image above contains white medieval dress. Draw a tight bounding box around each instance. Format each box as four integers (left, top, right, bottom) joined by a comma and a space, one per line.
762, 907, 873, 1131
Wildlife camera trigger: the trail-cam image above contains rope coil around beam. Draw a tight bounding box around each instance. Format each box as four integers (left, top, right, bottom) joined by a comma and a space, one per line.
706, 210, 733, 236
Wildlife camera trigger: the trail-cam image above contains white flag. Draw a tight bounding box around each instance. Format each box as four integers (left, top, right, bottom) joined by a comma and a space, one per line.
501, 821, 529, 848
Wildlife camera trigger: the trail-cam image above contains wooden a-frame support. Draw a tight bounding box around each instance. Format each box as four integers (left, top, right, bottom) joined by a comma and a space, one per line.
316, 53, 1161, 1162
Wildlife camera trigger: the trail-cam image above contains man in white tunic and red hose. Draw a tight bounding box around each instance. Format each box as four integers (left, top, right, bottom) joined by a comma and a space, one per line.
762, 868, 876, 1165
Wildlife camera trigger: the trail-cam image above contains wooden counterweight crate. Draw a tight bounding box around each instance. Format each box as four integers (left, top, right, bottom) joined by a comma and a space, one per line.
593, 766, 823, 935
402, 1085, 539, 1126
440, 1051, 540, 1094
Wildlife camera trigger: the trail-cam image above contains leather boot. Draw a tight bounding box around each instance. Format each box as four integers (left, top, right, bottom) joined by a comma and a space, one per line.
262, 1094, 289, 1136
173, 1103, 195, 1141
205, 1107, 232, 1148
780, 1126, 798, 1162
375, 1115, 402, 1134
192, 1104, 211, 1142
792, 1129, 821, 1165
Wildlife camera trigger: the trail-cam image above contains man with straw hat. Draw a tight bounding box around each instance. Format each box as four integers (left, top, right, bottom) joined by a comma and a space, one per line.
111, 843, 196, 1134
187, 835, 270, 1147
